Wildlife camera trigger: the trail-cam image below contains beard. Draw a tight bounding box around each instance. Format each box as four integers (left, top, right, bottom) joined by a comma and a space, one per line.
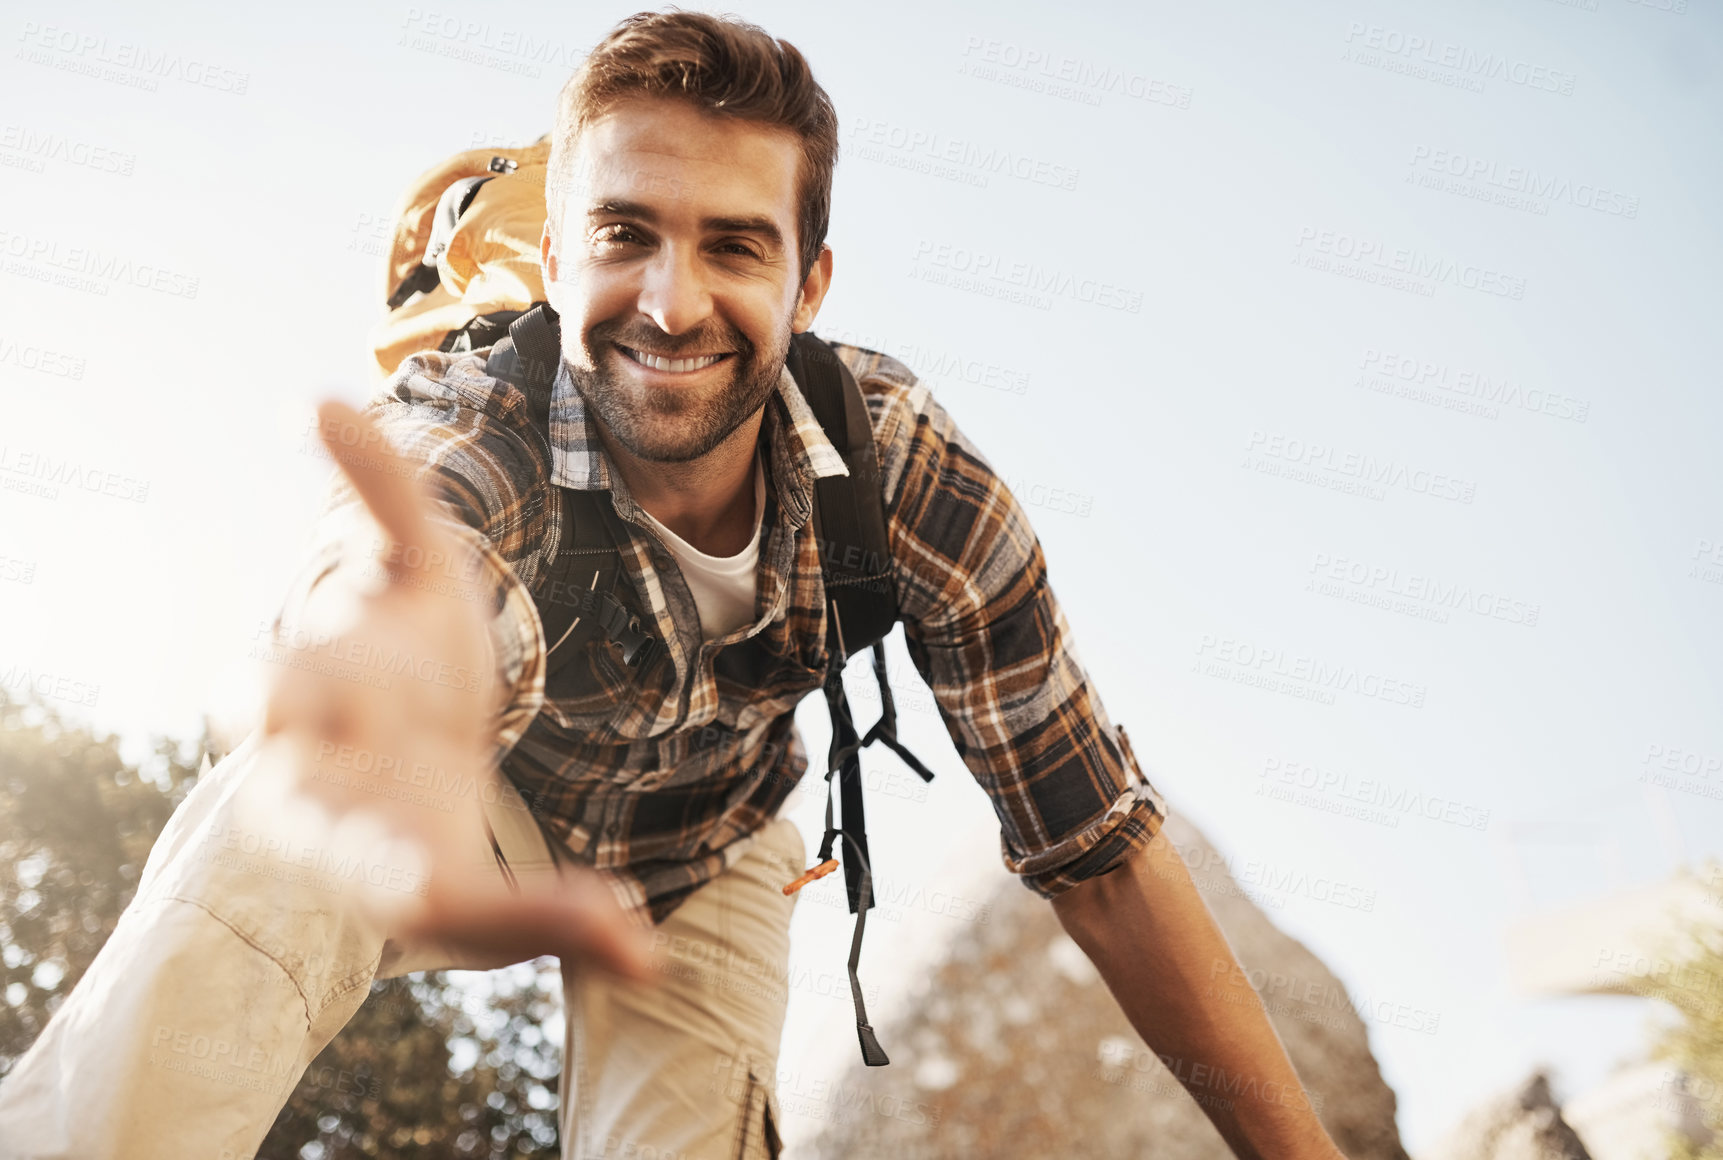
564, 314, 792, 464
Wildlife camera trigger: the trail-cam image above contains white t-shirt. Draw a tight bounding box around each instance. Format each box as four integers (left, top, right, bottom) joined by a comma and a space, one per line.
637, 456, 766, 642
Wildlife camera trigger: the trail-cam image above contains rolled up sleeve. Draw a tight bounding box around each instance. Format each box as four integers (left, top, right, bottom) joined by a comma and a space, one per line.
866, 367, 1167, 898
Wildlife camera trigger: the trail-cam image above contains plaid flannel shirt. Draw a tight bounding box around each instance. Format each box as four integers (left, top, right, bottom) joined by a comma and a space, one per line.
280, 338, 1166, 922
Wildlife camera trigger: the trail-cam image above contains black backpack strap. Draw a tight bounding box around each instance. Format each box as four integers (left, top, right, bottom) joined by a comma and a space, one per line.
536, 488, 660, 673
784, 332, 943, 1069
484, 302, 563, 430
788, 332, 896, 655
440, 308, 525, 355
483, 303, 659, 672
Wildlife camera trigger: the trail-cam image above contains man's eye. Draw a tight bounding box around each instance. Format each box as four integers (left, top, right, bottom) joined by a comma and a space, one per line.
594, 225, 645, 246
717, 241, 762, 259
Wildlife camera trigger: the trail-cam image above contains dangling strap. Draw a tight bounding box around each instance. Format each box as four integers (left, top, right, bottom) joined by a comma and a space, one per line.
857, 643, 937, 783
822, 650, 874, 917
815, 646, 891, 1066
837, 829, 890, 1066
773, 606, 891, 1064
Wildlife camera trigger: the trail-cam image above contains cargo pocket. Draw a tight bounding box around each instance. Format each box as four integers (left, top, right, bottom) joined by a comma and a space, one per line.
731, 1058, 784, 1160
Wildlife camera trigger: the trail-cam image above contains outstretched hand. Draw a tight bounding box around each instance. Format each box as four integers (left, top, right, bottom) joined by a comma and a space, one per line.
256, 399, 651, 979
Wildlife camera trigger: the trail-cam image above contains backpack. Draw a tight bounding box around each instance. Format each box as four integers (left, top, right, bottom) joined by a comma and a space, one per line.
371, 141, 932, 1066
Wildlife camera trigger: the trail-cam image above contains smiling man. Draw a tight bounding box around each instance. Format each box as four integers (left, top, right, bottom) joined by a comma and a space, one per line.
0, 11, 1345, 1160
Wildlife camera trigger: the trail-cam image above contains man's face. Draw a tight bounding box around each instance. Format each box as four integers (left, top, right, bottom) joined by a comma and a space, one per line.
541, 96, 832, 464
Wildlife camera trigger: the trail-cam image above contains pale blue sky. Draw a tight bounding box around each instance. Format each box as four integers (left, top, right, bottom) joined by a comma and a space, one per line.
2, 0, 1719, 1152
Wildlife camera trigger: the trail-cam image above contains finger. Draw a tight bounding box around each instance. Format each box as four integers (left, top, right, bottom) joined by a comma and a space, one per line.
314, 399, 437, 581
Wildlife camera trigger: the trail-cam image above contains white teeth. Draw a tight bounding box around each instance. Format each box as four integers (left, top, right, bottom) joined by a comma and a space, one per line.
625, 347, 725, 373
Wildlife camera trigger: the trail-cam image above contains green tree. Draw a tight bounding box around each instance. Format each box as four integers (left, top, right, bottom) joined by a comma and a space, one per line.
0, 690, 563, 1158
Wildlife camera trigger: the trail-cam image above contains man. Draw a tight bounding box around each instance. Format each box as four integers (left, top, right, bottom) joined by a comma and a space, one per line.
0, 11, 1347, 1159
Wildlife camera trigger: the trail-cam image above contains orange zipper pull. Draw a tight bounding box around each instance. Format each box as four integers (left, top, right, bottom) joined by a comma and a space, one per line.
783, 858, 840, 896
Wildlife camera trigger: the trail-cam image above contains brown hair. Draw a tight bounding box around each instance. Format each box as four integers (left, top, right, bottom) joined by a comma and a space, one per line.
547, 9, 839, 281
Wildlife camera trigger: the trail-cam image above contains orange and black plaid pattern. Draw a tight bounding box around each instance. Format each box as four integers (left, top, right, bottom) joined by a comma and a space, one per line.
279, 339, 1166, 922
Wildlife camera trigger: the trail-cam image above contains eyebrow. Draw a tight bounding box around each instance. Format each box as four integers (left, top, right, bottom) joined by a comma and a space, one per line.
587, 198, 785, 251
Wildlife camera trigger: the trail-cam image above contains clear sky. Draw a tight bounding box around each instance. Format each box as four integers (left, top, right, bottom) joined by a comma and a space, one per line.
2, 0, 1720, 1152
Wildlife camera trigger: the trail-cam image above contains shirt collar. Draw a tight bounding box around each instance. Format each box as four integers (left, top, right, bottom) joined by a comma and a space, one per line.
546, 357, 850, 520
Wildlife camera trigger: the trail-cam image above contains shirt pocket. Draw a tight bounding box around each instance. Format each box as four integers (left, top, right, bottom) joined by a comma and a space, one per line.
541, 634, 669, 743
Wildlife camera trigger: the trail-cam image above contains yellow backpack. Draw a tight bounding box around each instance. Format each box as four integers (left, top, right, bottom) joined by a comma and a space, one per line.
368, 136, 552, 380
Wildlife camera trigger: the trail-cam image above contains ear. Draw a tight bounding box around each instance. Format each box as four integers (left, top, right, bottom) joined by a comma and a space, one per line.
790, 244, 835, 334
539, 223, 558, 283
539, 222, 566, 315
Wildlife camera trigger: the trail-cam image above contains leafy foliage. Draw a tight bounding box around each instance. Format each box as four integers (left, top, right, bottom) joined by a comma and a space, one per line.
1651, 892, 1723, 1160
0, 691, 563, 1158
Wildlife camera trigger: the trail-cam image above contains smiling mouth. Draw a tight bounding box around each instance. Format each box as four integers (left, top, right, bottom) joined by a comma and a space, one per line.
616, 344, 735, 374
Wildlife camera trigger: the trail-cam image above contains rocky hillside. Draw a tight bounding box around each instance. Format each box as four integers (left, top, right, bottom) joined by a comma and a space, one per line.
803, 814, 1410, 1159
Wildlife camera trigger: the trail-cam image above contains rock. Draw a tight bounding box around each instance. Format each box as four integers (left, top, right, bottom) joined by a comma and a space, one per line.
802, 815, 1411, 1159
1422, 1072, 1592, 1160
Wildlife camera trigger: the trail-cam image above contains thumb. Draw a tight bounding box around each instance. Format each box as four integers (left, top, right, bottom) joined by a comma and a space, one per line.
315, 399, 441, 583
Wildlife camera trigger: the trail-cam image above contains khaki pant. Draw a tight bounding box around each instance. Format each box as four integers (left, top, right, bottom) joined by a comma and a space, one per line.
0, 730, 804, 1160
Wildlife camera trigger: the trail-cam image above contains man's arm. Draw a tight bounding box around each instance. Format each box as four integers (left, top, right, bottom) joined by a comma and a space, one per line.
1051, 830, 1346, 1160
855, 358, 1343, 1155
258, 398, 649, 976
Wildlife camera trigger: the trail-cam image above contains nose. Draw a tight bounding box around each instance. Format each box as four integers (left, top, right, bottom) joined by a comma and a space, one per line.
635, 242, 713, 337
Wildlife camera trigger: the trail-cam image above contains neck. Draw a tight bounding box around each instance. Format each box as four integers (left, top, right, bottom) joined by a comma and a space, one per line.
600, 410, 765, 557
